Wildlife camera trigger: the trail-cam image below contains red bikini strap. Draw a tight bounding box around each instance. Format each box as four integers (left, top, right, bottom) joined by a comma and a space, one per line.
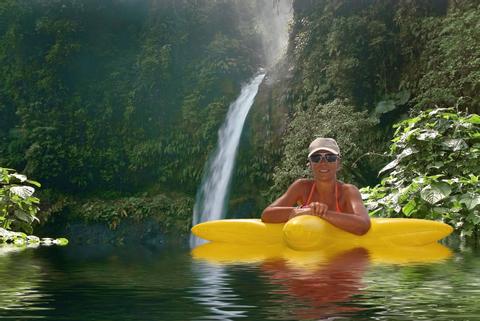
303, 181, 341, 212
303, 182, 316, 207
336, 182, 341, 212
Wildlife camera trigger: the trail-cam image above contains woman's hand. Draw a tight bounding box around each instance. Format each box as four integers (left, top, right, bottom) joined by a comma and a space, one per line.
289, 207, 311, 219
308, 202, 328, 217
288, 202, 328, 220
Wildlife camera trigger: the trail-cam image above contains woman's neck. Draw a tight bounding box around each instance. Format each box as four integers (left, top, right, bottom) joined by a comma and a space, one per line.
314, 178, 337, 190
314, 178, 338, 206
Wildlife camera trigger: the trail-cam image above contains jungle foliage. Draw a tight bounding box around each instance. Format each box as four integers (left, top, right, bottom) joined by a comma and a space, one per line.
69, 193, 194, 234
0, 0, 260, 195
0, 167, 40, 235
0, 0, 266, 234
1, 0, 479, 236
361, 108, 480, 237
286, 0, 480, 114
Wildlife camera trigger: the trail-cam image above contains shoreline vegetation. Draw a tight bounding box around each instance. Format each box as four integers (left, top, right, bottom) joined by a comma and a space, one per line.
0, 167, 68, 245
0, 1, 479, 242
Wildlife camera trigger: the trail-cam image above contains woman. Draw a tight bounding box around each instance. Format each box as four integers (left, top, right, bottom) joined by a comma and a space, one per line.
261, 138, 371, 235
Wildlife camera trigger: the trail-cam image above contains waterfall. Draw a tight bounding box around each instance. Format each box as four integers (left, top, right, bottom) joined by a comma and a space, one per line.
190, 0, 292, 247
191, 72, 265, 245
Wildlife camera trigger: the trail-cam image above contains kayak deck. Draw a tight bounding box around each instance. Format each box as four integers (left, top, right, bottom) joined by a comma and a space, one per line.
191, 216, 453, 250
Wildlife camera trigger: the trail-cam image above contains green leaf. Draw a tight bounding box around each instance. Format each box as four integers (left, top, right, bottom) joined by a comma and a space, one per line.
468, 174, 479, 184
460, 194, 480, 210
420, 183, 452, 204
378, 158, 399, 175
378, 147, 417, 175
14, 210, 33, 224
467, 211, 480, 225
432, 207, 450, 215
416, 129, 439, 141
442, 138, 467, 151
26, 180, 41, 187
466, 114, 480, 124
399, 128, 420, 143
54, 238, 69, 246
402, 199, 417, 216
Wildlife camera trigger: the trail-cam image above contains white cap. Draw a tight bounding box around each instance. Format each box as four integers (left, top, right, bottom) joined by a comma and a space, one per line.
308, 138, 341, 157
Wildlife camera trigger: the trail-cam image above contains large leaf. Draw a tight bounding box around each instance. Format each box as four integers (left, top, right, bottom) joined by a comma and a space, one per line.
416, 129, 439, 141
420, 183, 452, 204
442, 138, 467, 151
378, 158, 399, 176
468, 212, 480, 225
378, 147, 417, 175
398, 128, 420, 144
10, 186, 35, 199
11, 173, 27, 182
460, 194, 480, 210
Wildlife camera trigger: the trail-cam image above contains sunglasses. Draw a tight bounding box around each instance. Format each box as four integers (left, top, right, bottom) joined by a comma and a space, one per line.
309, 153, 340, 163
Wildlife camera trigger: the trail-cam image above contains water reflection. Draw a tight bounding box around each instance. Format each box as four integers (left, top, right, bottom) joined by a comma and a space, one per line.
191, 242, 453, 320
1, 240, 472, 321
189, 263, 255, 320
1, 244, 205, 320
0, 245, 53, 318
262, 247, 370, 320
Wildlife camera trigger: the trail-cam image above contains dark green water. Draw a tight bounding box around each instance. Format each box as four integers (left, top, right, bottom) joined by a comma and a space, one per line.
1, 239, 479, 321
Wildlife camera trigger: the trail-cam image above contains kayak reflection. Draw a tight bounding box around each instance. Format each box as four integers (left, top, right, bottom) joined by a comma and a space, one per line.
191, 242, 452, 267
192, 243, 452, 320
262, 247, 369, 319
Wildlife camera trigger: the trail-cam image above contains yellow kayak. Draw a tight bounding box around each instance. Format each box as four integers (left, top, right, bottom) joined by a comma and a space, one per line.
191, 216, 453, 250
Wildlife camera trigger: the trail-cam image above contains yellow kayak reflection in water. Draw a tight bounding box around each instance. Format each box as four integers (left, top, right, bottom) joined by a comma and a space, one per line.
191, 241, 452, 267
191, 242, 452, 320
191, 216, 454, 320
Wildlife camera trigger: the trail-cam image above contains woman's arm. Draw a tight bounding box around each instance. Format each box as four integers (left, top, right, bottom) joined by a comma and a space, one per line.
261, 179, 308, 223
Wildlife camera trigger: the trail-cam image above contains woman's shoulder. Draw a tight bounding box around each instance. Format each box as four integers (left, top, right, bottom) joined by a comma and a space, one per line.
292, 178, 314, 188
339, 182, 361, 195
287, 179, 313, 195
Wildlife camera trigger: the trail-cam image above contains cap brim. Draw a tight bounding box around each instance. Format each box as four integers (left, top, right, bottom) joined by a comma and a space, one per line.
308, 147, 339, 158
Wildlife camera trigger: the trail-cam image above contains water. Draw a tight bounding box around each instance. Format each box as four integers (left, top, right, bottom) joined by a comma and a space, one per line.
192, 73, 265, 241
1, 239, 480, 321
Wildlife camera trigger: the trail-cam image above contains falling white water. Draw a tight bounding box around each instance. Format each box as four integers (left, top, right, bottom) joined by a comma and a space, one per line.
190, 0, 292, 247
191, 72, 265, 245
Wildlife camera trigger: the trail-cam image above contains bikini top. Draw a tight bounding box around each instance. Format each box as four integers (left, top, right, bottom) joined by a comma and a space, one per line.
302, 182, 341, 212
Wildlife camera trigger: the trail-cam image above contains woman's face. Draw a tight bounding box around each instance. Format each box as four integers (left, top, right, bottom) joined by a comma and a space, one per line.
309, 149, 340, 181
